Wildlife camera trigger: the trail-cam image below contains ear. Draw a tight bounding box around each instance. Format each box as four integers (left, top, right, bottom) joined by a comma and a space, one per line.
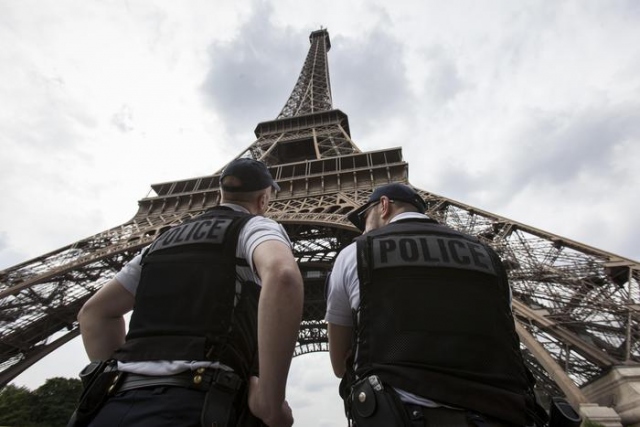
380, 196, 393, 220
258, 192, 269, 211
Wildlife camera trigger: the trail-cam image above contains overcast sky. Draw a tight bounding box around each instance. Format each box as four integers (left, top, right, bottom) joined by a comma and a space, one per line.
1, 1, 639, 425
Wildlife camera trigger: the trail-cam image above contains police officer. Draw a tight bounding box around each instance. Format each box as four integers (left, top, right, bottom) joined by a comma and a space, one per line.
77, 158, 304, 427
325, 183, 537, 426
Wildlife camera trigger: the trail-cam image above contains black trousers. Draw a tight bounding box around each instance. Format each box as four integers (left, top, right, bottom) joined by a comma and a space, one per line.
403, 405, 515, 427
89, 386, 206, 427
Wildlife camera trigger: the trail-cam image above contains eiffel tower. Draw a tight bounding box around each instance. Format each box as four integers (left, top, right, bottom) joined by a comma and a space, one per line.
1, 29, 639, 424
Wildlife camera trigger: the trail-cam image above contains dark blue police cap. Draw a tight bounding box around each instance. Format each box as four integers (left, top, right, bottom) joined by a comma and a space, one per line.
220, 158, 281, 192
347, 183, 427, 231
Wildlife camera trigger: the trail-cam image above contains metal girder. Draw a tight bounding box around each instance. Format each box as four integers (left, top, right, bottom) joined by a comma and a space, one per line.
1, 29, 638, 412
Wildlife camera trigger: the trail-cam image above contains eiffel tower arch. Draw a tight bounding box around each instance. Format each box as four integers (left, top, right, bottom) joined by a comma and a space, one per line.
1, 29, 639, 424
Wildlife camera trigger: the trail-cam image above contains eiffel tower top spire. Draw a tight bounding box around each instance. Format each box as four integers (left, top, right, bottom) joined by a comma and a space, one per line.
277, 29, 333, 119
237, 28, 359, 165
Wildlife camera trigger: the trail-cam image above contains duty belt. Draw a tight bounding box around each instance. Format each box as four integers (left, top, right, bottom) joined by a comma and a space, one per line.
108, 368, 243, 394
404, 405, 513, 427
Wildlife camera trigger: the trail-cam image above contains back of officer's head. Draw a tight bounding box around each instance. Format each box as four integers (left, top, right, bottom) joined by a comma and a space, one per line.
220, 158, 279, 192
347, 183, 427, 231
220, 158, 280, 215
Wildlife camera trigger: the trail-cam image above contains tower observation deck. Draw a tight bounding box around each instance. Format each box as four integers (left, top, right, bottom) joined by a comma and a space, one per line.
1, 28, 638, 423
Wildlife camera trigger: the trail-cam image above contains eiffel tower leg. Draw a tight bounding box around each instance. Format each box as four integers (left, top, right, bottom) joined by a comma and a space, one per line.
2, 29, 639, 425
516, 324, 624, 426
0, 330, 79, 387
516, 323, 588, 406
581, 366, 640, 426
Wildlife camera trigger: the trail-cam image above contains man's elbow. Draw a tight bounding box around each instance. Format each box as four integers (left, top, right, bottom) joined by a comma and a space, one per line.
274, 264, 304, 291
329, 351, 347, 378
332, 364, 345, 378
77, 297, 99, 327
77, 301, 90, 327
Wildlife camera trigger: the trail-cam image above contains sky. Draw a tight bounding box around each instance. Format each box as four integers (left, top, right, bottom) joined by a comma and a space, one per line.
1, 0, 639, 424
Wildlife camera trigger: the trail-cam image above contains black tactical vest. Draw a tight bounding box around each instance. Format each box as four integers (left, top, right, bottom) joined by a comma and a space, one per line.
114, 207, 260, 379
353, 218, 534, 425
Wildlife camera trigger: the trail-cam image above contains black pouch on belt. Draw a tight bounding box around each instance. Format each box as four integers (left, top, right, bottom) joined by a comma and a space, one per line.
67, 360, 121, 427
236, 409, 268, 427
200, 370, 246, 427
349, 375, 411, 427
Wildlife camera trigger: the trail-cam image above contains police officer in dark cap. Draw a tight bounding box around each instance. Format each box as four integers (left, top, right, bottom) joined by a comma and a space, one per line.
325, 182, 538, 426
76, 158, 303, 427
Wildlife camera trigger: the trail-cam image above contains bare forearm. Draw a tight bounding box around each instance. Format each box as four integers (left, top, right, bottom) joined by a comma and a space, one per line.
257, 269, 303, 406
77, 278, 134, 361
79, 314, 126, 361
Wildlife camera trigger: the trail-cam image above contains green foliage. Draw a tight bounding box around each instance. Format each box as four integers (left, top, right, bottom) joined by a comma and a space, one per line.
32, 377, 83, 427
0, 377, 82, 427
0, 384, 34, 426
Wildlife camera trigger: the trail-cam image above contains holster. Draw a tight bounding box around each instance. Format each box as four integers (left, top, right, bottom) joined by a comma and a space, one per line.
548, 398, 581, 427
236, 408, 268, 427
67, 360, 121, 427
347, 375, 410, 427
200, 372, 267, 427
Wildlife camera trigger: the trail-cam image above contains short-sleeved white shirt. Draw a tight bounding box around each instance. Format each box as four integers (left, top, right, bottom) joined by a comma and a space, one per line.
115, 203, 291, 375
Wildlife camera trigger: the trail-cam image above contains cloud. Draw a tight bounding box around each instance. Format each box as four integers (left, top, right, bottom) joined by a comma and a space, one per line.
0, 232, 27, 270
421, 47, 467, 107
201, 1, 307, 138
331, 27, 416, 142
111, 104, 135, 133
419, 98, 640, 261
508, 104, 639, 186
436, 101, 640, 203
2, 3, 640, 426
287, 353, 344, 425
201, 2, 417, 150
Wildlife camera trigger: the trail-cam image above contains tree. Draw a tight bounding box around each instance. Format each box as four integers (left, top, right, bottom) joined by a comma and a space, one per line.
0, 384, 35, 426
0, 377, 82, 427
32, 377, 82, 427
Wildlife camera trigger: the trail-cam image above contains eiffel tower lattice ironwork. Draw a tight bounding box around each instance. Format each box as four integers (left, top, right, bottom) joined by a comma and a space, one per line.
1, 29, 639, 418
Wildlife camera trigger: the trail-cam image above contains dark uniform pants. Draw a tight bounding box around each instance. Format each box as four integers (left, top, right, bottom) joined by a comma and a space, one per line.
89, 386, 206, 427
403, 405, 515, 427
